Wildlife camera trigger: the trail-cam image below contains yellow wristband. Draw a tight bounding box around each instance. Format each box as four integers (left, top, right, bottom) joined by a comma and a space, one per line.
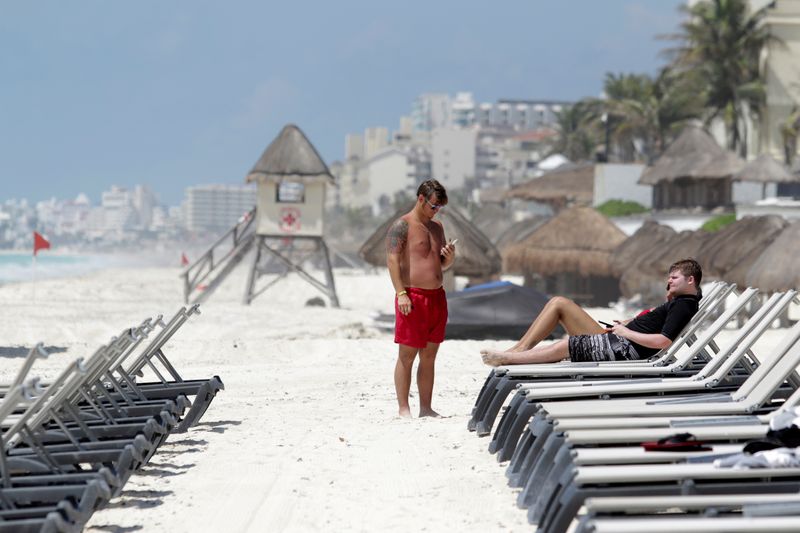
397, 290, 408, 297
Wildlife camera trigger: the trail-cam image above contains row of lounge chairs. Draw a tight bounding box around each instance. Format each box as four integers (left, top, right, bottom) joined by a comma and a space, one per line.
0, 305, 224, 532
467, 281, 800, 532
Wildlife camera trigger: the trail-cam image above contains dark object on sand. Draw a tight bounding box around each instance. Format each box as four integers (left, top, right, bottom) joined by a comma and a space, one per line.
445, 281, 562, 340
305, 296, 326, 307
642, 432, 712, 452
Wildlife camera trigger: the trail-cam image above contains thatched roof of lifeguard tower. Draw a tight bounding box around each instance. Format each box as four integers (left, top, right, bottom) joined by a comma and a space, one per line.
732, 153, 799, 183
505, 162, 594, 208
696, 215, 789, 285
358, 202, 502, 278
245, 124, 335, 184
609, 220, 677, 278
503, 207, 626, 277
639, 125, 744, 185
746, 220, 800, 292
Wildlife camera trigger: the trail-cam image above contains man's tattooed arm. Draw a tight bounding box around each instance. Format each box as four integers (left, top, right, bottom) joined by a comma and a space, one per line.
386, 219, 408, 254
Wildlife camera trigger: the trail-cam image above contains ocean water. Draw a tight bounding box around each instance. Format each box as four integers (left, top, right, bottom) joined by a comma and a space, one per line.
0, 253, 115, 284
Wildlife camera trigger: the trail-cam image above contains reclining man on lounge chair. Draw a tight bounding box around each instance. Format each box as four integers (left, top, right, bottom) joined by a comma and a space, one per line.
480, 259, 702, 366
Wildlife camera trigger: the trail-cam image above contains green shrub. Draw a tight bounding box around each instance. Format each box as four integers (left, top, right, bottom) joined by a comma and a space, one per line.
595, 199, 649, 217
701, 213, 736, 232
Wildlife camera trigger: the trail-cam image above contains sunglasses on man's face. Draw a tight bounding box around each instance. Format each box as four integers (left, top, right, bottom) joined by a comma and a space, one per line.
425, 198, 444, 210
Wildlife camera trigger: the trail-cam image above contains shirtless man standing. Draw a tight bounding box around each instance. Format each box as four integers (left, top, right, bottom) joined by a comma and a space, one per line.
386, 180, 456, 418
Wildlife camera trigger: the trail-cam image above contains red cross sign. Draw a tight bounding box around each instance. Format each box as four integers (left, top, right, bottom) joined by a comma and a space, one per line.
279, 207, 302, 233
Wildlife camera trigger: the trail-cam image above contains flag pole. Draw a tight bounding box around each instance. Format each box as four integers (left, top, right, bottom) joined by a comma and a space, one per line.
31, 231, 51, 301
32, 251, 37, 302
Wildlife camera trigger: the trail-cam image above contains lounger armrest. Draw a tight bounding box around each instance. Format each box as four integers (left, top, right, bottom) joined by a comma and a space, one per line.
744, 502, 800, 517
670, 415, 760, 427
646, 392, 733, 405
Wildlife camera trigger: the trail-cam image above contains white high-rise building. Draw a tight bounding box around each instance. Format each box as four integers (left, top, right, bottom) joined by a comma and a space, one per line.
451, 92, 476, 127
758, 0, 800, 163
345, 133, 364, 161
360, 147, 416, 215
57, 193, 92, 235
475, 99, 565, 131
183, 184, 256, 232
412, 93, 451, 131
102, 185, 136, 232
363, 127, 390, 160
431, 128, 477, 189
132, 185, 157, 229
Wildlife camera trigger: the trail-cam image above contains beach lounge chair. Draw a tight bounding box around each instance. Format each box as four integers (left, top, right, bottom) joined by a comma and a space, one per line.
469, 282, 733, 436
507, 317, 800, 502
536, 455, 800, 533
516, 382, 800, 514
575, 494, 800, 533
469, 282, 740, 438
0, 380, 119, 531
2, 329, 166, 476
498, 326, 800, 531
488, 287, 778, 461
114, 305, 225, 431
538, 316, 800, 421
0, 307, 223, 532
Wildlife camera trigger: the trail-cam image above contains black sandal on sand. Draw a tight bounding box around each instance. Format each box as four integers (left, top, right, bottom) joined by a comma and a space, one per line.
642, 432, 712, 452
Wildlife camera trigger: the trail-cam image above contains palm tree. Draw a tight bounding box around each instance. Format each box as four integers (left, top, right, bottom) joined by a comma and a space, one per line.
780, 107, 800, 165
664, 0, 777, 155
601, 69, 705, 162
550, 100, 600, 162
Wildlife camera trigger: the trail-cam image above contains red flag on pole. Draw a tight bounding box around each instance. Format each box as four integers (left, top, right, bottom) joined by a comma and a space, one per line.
33, 231, 50, 256
181, 252, 189, 266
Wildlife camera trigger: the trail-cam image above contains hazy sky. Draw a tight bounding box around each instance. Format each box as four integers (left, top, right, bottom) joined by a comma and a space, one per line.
0, 1, 684, 206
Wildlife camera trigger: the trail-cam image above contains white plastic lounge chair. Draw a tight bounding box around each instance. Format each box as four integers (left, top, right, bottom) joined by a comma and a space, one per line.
506, 320, 800, 509
468, 282, 735, 434
488, 289, 785, 459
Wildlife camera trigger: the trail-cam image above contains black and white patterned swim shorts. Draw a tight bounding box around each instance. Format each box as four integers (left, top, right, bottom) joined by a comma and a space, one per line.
567, 333, 640, 362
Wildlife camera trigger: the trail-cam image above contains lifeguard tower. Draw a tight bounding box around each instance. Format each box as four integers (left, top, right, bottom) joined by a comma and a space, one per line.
181, 124, 339, 307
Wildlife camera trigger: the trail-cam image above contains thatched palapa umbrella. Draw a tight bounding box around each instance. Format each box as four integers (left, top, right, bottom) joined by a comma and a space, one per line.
732, 153, 800, 199
358, 202, 501, 279
639, 126, 744, 210
506, 162, 594, 209
493, 215, 550, 253
470, 203, 516, 243
620, 229, 711, 305
610, 220, 681, 301
746, 220, 800, 292
504, 207, 626, 276
695, 215, 788, 286
504, 207, 626, 306
610, 220, 677, 279
733, 153, 796, 183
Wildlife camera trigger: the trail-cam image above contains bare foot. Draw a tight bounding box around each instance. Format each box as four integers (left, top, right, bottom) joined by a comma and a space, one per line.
398, 407, 412, 418
419, 408, 442, 418
481, 346, 512, 356
481, 350, 508, 367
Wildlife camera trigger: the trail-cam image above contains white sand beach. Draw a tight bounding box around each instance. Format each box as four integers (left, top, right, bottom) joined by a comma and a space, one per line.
0, 266, 537, 532
0, 266, 792, 532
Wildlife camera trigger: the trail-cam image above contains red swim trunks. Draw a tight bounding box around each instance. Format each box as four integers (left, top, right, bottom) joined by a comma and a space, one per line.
394, 287, 448, 349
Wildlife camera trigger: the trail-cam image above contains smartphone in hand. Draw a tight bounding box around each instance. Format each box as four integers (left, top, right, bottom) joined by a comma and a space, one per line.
598, 320, 614, 328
